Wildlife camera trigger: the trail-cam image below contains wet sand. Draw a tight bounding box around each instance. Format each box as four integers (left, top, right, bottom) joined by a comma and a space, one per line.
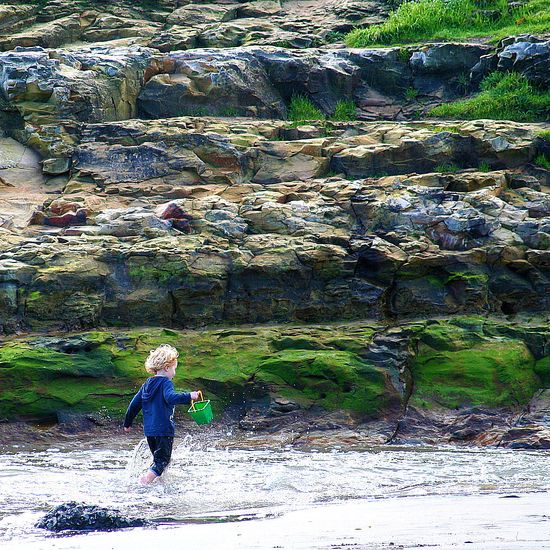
13, 492, 550, 550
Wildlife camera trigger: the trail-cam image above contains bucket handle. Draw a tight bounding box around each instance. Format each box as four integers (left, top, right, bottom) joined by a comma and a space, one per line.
190, 390, 204, 412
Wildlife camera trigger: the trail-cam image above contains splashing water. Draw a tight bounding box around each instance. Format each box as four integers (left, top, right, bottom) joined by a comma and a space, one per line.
125, 438, 151, 480
124, 435, 195, 487
0, 438, 549, 545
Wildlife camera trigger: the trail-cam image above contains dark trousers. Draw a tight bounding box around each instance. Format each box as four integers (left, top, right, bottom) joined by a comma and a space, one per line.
146, 436, 174, 477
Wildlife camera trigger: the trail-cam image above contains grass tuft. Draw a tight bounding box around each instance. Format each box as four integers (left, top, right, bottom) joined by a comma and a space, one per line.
429, 71, 550, 123
288, 95, 325, 122
405, 87, 419, 101
288, 96, 357, 124
435, 163, 460, 173
331, 99, 356, 121
534, 154, 550, 170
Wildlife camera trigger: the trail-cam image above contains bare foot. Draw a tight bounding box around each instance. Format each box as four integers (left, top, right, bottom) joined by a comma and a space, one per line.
139, 470, 158, 485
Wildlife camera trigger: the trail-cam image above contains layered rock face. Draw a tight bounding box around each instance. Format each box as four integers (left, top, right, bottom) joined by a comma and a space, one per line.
2, 115, 549, 332
0, 0, 549, 445
0, 0, 388, 52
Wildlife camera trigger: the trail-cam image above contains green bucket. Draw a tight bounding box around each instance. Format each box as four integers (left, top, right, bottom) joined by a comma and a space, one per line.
188, 391, 213, 425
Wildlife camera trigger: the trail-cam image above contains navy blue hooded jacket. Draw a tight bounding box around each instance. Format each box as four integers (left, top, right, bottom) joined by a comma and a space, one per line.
124, 376, 192, 436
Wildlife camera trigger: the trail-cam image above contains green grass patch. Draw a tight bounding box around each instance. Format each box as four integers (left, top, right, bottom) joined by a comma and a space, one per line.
534, 154, 550, 170
218, 107, 240, 117
405, 87, 419, 101
324, 31, 346, 44
288, 95, 326, 122
397, 47, 411, 62
331, 99, 356, 121
537, 130, 550, 142
435, 163, 460, 173
345, 0, 550, 46
456, 72, 471, 95
429, 71, 550, 123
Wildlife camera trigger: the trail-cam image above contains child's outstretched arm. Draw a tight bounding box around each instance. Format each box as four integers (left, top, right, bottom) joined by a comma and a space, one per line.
123, 387, 143, 430
162, 380, 195, 406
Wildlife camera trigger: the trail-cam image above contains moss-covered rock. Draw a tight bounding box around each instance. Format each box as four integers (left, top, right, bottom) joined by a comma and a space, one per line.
535, 356, 550, 386
255, 349, 393, 415
1, 318, 548, 423
0, 340, 131, 419
411, 332, 542, 409
0, 323, 403, 421
409, 317, 550, 411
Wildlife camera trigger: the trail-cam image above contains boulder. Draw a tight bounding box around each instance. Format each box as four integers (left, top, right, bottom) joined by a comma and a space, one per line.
36, 502, 149, 532
199, 19, 280, 48
75, 135, 245, 185
255, 48, 361, 112
0, 4, 36, 34
95, 207, 172, 237
497, 38, 550, 87
155, 201, 193, 233
410, 44, 492, 74
0, 14, 85, 51
410, 43, 491, 97
42, 157, 70, 175
0, 45, 156, 126
30, 208, 87, 228
499, 426, 550, 449
147, 25, 200, 52
167, 4, 238, 26
138, 50, 287, 118
471, 36, 550, 88
237, 2, 283, 19
81, 15, 162, 43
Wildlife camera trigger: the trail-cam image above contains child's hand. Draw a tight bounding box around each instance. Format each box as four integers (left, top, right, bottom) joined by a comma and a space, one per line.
190, 391, 200, 400
123, 426, 131, 433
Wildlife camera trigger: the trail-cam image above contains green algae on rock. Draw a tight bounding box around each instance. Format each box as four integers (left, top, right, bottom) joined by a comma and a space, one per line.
410, 317, 550, 409
0, 327, 399, 418
411, 340, 540, 409
1, 319, 548, 424
0, 323, 397, 421
0, 341, 132, 419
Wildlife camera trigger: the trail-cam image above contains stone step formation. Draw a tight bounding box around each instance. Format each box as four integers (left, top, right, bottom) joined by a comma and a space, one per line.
0, 0, 549, 447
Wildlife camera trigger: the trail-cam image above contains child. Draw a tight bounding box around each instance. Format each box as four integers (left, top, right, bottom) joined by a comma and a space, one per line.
123, 344, 200, 485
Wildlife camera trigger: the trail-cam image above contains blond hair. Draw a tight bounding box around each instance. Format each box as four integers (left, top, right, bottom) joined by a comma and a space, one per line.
145, 344, 179, 374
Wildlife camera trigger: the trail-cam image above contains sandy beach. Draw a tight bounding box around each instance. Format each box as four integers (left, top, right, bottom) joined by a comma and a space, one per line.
10, 492, 550, 550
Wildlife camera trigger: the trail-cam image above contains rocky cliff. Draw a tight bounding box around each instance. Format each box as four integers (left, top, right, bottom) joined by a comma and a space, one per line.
0, 0, 549, 447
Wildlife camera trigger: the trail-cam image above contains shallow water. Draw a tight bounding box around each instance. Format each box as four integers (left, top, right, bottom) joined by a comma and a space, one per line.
0, 437, 549, 545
